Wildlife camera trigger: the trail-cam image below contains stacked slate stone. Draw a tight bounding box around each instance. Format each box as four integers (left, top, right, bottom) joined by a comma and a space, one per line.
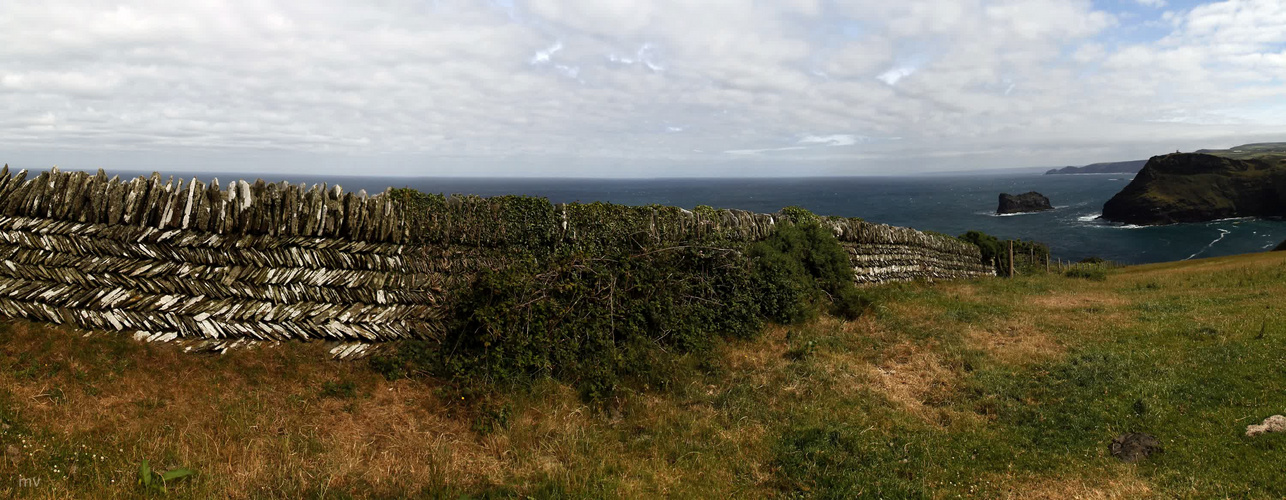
0, 167, 406, 241
824, 217, 994, 284
0, 166, 439, 343
0, 165, 992, 347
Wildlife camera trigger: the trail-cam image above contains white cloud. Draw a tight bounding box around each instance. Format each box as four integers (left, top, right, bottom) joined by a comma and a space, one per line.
0, 0, 1282, 177
798, 135, 862, 146
530, 41, 564, 64
725, 146, 808, 155
1136, 0, 1167, 8
876, 66, 916, 86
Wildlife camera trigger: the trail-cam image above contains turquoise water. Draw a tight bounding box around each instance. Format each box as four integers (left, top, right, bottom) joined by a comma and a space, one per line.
107, 170, 1286, 265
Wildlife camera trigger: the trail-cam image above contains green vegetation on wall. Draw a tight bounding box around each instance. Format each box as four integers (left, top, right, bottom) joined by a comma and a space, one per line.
749, 221, 870, 323
371, 210, 874, 400
958, 229, 1050, 276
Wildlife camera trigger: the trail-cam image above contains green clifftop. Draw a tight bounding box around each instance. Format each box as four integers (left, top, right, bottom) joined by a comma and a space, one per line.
1101, 145, 1286, 225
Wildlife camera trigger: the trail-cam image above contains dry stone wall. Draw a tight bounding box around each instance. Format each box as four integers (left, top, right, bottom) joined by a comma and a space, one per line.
0, 166, 992, 344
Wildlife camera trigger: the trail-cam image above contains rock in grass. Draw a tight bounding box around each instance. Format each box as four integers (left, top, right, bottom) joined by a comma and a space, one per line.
1246, 415, 1286, 437
1110, 433, 1161, 463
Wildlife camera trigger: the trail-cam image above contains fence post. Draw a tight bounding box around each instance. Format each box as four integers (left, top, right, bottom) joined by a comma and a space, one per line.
1008, 240, 1015, 278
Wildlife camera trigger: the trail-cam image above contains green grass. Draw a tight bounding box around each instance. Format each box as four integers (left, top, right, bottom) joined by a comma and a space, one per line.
1199, 142, 1286, 164
2, 252, 1286, 497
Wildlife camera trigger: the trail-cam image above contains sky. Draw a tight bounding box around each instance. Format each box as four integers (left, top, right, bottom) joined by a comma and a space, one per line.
2, 0, 1285, 177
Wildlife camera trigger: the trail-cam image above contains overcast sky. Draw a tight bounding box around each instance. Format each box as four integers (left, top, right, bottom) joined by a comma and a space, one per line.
3, 0, 1285, 177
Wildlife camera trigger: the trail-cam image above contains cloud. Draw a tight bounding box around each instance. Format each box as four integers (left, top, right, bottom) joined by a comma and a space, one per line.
530, 41, 564, 64
725, 146, 808, 155
876, 66, 917, 86
798, 134, 863, 146
0, 0, 1282, 177
1135, 0, 1167, 8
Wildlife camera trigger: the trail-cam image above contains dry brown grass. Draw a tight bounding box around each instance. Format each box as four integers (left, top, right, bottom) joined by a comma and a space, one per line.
857, 341, 986, 428
0, 321, 536, 498
966, 318, 1065, 366
0, 313, 797, 498
992, 471, 1153, 500
1028, 291, 1129, 311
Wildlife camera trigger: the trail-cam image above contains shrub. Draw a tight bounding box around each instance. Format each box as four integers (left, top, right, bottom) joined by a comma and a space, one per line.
369, 211, 875, 401
749, 221, 865, 324
387, 246, 763, 399
831, 286, 874, 320
958, 230, 1002, 264
959, 230, 1051, 275
778, 205, 821, 225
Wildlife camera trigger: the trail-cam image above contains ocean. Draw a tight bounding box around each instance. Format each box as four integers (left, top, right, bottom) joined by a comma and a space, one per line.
103, 169, 1286, 265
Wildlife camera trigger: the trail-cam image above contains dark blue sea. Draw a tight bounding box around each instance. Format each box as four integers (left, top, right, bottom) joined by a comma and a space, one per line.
104, 170, 1286, 265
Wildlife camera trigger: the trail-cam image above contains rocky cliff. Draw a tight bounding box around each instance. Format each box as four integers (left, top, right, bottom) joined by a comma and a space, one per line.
1101, 153, 1286, 225
997, 192, 1053, 214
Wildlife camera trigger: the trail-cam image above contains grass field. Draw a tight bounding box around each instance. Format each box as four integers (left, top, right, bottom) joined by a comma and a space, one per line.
1, 252, 1285, 498
1200, 142, 1286, 165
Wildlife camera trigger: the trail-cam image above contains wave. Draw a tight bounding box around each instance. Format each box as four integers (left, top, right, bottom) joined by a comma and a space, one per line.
1185, 228, 1232, 260
1074, 212, 1148, 229
982, 211, 1041, 217
1205, 216, 1255, 224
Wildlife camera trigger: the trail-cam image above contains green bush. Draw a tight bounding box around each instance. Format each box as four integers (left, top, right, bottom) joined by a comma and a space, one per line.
376, 246, 763, 399
959, 230, 1051, 275
369, 208, 875, 401
778, 205, 821, 225
958, 230, 1002, 264
749, 221, 867, 324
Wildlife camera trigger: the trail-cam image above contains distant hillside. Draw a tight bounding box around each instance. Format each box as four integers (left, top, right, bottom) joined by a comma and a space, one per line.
1194, 142, 1286, 160
1045, 159, 1147, 175
1101, 143, 1286, 225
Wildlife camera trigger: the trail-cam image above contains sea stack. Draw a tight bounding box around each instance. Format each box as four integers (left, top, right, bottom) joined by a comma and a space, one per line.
997, 192, 1053, 214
